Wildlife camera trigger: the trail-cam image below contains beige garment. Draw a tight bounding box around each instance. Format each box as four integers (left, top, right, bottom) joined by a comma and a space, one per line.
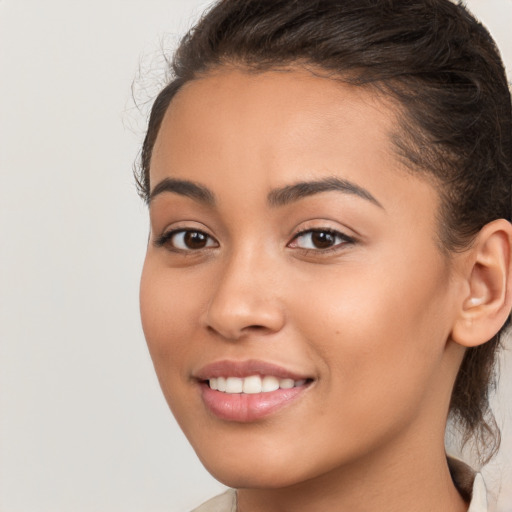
191, 489, 236, 512
191, 462, 488, 512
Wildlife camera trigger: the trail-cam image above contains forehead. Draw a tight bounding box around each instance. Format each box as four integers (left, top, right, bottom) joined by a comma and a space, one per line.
150, 67, 438, 215
153, 68, 396, 171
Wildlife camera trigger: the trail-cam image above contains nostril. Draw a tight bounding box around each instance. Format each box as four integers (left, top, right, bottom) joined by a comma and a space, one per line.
242, 324, 276, 336
206, 323, 272, 340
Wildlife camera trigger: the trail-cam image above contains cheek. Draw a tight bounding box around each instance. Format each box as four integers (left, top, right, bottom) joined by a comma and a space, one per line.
139, 257, 214, 435
290, 252, 453, 422
139, 258, 203, 378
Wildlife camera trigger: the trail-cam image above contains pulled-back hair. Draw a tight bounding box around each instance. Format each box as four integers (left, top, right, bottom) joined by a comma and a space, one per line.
136, 0, 512, 462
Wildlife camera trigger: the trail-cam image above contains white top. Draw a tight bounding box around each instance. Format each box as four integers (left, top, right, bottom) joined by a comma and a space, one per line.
192, 469, 488, 512
468, 473, 488, 512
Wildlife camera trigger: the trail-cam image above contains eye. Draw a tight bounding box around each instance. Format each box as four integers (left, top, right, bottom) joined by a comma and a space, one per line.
289, 229, 353, 251
155, 229, 218, 251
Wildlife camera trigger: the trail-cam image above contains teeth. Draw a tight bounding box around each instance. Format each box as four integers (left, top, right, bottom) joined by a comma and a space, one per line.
217, 377, 227, 392
208, 375, 308, 394
243, 375, 262, 394
262, 375, 280, 392
225, 377, 243, 393
279, 378, 295, 389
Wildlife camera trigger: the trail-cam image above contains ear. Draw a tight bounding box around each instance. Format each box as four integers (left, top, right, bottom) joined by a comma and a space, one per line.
451, 219, 512, 348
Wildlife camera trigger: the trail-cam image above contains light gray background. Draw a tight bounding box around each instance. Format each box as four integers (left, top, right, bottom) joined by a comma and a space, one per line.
0, 1, 511, 511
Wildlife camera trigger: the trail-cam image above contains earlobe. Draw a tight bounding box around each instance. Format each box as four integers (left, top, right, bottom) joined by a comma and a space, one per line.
451, 219, 512, 348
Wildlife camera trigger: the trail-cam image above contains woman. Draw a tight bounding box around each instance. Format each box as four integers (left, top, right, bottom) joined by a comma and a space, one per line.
136, 1, 512, 510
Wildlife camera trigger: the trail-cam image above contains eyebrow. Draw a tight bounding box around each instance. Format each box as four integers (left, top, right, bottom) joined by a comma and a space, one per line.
149, 177, 216, 205
267, 176, 383, 208
149, 175, 382, 209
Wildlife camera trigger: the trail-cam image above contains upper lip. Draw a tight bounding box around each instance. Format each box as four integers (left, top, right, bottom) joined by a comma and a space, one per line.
194, 359, 312, 381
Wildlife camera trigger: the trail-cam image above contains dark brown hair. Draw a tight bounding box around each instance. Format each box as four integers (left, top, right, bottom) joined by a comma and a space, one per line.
136, 0, 512, 461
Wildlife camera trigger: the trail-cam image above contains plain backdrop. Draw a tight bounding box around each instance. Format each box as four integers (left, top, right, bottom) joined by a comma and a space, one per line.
0, 1, 511, 511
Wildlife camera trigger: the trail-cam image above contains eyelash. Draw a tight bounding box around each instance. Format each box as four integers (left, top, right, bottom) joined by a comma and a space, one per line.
288, 228, 355, 253
154, 227, 355, 254
154, 229, 218, 252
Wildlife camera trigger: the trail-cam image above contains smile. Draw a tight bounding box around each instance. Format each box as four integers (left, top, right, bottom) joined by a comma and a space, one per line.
195, 360, 313, 422
208, 375, 307, 394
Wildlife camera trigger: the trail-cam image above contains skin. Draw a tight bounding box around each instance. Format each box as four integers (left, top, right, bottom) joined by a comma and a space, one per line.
140, 68, 511, 511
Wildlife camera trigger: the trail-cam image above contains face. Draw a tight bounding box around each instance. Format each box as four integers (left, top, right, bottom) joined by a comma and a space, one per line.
140, 68, 464, 489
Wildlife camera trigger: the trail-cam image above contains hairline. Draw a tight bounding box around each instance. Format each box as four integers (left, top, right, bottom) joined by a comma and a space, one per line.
145, 61, 464, 254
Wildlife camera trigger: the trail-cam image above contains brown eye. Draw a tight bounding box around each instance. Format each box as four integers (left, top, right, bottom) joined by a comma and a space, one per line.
289, 229, 353, 251
310, 231, 336, 249
183, 231, 209, 249
157, 229, 218, 251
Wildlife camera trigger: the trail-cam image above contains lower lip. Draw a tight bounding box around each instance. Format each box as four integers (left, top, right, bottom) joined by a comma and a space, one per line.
200, 382, 309, 422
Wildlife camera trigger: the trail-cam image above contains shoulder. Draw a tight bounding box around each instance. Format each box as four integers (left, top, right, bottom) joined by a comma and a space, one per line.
191, 489, 236, 512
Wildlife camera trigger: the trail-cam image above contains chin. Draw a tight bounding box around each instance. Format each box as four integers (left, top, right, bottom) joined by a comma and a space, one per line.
191, 432, 340, 491
201, 459, 305, 490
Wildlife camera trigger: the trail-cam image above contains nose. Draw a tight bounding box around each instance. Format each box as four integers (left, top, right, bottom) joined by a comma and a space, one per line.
202, 250, 286, 341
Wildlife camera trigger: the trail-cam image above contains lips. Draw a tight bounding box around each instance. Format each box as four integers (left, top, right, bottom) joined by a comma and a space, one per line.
195, 360, 313, 422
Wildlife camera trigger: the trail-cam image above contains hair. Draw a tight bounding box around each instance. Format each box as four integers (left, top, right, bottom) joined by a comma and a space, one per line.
135, 0, 512, 462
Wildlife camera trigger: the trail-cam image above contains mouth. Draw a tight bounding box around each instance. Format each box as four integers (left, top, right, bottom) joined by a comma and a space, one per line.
207, 375, 308, 394
195, 360, 314, 422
